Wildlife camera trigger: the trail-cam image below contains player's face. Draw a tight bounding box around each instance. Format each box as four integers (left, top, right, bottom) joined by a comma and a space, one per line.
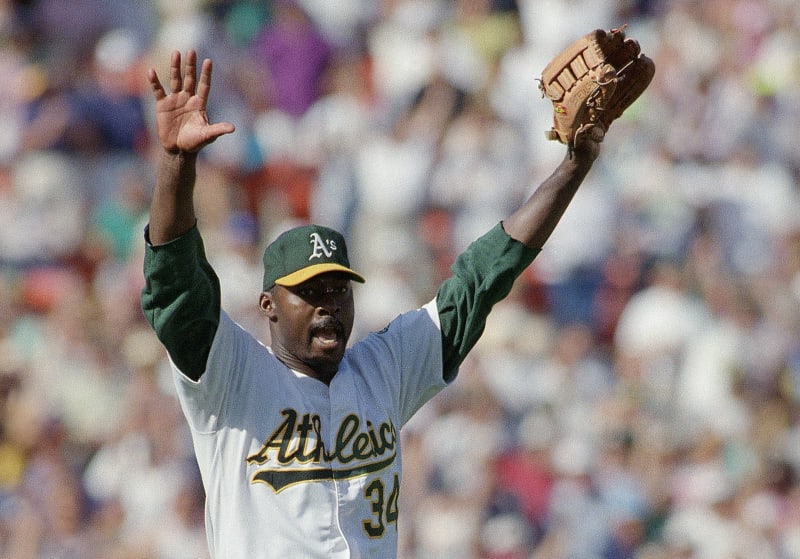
260, 272, 355, 384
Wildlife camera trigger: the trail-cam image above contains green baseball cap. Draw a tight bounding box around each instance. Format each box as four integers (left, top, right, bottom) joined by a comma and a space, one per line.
262, 224, 366, 290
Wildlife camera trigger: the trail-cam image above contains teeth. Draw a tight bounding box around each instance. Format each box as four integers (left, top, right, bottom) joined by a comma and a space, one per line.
315, 328, 338, 342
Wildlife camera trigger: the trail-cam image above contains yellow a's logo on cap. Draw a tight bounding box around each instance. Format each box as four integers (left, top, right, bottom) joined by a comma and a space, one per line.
309, 232, 336, 260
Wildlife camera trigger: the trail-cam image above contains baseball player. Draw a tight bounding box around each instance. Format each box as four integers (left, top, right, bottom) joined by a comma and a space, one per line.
141, 49, 602, 558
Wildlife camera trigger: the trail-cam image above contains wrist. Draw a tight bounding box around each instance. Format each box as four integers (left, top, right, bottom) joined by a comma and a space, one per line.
162, 149, 199, 163
562, 149, 595, 171
160, 150, 199, 176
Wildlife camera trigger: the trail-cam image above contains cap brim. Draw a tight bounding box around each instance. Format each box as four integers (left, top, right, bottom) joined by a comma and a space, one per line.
274, 263, 366, 287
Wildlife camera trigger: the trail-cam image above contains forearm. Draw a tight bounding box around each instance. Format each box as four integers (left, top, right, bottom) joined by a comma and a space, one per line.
503, 150, 594, 249
148, 150, 199, 245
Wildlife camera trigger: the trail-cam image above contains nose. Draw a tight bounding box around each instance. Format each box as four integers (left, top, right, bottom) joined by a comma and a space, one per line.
316, 288, 342, 315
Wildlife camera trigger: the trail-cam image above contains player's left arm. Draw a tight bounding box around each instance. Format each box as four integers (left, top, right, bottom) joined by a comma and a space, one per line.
435, 223, 538, 381
436, 135, 600, 380
503, 133, 599, 248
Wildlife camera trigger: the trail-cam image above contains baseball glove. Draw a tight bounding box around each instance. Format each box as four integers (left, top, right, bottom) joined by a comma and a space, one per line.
539, 25, 655, 146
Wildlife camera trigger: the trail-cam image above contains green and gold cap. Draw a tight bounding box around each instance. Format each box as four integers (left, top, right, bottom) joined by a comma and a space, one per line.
262, 224, 365, 290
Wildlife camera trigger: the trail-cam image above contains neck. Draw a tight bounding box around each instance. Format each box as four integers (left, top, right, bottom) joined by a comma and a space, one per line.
272, 348, 337, 385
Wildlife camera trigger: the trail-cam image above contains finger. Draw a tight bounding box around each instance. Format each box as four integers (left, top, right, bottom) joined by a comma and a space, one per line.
183, 49, 197, 94
169, 50, 182, 94
206, 121, 236, 140
196, 58, 213, 103
192, 122, 236, 152
148, 68, 166, 101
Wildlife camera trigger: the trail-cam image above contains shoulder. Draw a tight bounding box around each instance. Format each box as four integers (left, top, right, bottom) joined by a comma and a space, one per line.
354, 304, 440, 349
343, 303, 443, 382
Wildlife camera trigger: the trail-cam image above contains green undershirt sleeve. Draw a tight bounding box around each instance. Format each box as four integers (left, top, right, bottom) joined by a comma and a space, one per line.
140, 225, 221, 379
436, 222, 540, 382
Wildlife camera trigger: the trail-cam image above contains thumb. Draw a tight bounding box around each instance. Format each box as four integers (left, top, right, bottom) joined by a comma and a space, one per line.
207, 121, 236, 140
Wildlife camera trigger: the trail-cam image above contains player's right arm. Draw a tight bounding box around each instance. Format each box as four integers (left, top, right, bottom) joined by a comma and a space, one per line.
147, 49, 235, 244
141, 50, 235, 380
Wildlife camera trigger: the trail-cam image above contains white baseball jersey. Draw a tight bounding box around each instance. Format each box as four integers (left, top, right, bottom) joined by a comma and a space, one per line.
171, 303, 446, 558
143, 222, 539, 558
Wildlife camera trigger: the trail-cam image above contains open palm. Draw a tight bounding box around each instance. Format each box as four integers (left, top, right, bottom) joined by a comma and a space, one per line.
148, 49, 235, 154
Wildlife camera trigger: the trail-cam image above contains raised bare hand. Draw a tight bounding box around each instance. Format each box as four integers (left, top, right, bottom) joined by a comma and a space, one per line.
148, 49, 235, 154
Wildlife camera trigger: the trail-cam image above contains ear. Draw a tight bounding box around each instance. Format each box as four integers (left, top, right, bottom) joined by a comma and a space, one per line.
259, 291, 276, 319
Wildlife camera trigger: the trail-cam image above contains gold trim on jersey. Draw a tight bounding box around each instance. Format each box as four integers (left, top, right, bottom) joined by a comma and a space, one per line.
251, 453, 396, 493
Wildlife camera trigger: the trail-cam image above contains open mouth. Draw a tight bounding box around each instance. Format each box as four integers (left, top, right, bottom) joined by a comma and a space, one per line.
311, 320, 344, 348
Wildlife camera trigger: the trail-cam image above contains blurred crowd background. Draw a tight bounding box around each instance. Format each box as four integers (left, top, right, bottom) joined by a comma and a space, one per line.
0, 0, 799, 557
